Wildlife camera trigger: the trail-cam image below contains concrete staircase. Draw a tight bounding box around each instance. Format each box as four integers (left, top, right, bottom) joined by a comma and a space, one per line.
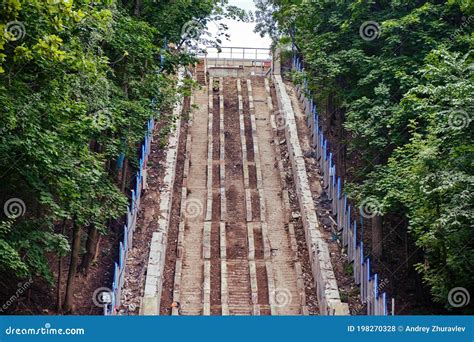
196, 60, 207, 85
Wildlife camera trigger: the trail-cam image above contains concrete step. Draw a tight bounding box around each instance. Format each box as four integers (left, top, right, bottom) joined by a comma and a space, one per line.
180, 309, 202, 315
228, 308, 252, 315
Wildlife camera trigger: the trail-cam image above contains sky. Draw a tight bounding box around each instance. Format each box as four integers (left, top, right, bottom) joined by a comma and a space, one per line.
206, 0, 272, 50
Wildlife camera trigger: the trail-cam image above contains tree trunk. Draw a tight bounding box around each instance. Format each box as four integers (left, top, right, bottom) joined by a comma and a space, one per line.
94, 235, 102, 263
326, 93, 346, 179
335, 106, 345, 182
372, 214, 383, 260
63, 218, 81, 313
56, 219, 66, 313
121, 157, 128, 192
334, 78, 346, 182
120, 77, 129, 192
57, 256, 63, 313
134, 0, 141, 16
80, 224, 99, 275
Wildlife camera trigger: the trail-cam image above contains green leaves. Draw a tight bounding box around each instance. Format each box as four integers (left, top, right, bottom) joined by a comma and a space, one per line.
371, 50, 473, 306
263, 0, 473, 308
0, 238, 29, 278
0, 0, 217, 290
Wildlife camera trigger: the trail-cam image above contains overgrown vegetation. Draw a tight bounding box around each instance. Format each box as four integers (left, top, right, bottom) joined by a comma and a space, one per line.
256, 0, 473, 311
0, 0, 228, 313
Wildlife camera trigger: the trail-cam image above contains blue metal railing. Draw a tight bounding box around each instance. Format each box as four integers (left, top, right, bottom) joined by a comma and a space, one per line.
104, 118, 155, 315
292, 54, 392, 316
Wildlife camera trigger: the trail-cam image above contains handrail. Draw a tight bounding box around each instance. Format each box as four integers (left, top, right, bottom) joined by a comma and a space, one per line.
292, 54, 393, 315
196, 46, 272, 77
197, 46, 271, 61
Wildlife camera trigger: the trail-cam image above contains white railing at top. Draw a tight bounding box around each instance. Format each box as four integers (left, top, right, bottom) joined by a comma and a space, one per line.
197, 46, 271, 61
197, 46, 272, 76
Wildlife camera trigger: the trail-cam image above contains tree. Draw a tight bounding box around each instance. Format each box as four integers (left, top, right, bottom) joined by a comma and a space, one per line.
256, 0, 473, 308
0, 0, 221, 313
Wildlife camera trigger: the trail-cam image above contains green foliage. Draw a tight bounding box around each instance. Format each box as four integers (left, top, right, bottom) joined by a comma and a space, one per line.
379, 50, 474, 306
259, 0, 473, 307
0, 0, 218, 286
0, 221, 28, 278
